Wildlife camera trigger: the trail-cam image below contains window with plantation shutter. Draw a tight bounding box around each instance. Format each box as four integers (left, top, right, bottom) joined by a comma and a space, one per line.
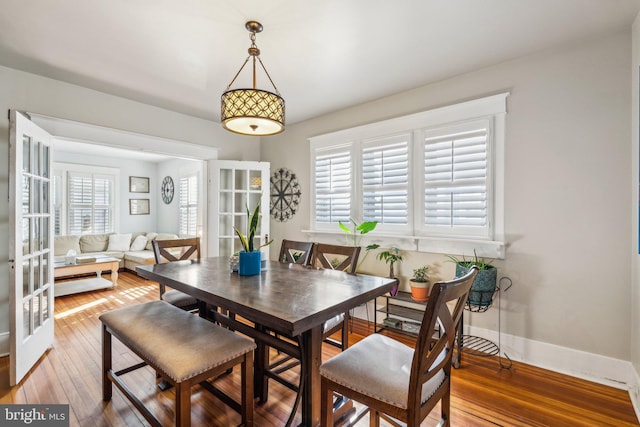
309, 93, 507, 256
53, 163, 119, 236
362, 135, 409, 228
179, 175, 198, 237
68, 172, 115, 235
313, 147, 352, 225
422, 120, 490, 238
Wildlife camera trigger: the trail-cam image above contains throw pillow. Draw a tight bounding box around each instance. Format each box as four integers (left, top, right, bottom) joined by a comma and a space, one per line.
129, 235, 148, 251
145, 232, 158, 250
107, 233, 132, 252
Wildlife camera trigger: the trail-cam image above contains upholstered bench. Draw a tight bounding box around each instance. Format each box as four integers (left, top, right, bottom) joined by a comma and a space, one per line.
100, 300, 256, 427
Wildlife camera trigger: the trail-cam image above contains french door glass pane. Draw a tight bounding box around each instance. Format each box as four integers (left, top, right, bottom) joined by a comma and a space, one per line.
33, 181, 40, 215
42, 145, 49, 178
219, 238, 232, 256
235, 170, 246, 190
42, 257, 49, 289
220, 193, 232, 213
23, 300, 31, 338
33, 218, 40, 253
248, 193, 261, 209
234, 193, 247, 213
34, 141, 41, 177
42, 217, 49, 250
42, 181, 49, 214
22, 219, 30, 256
22, 260, 30, 298
249, 170, 261, 189
234, 215, 245, 235
22, 176, 30, 214
33, 257, 40, 291
22, 136, 31, 173
219, 215, 231, 236
220, 169, 232, 190
42, 289, 50, 322
33, 295, 41, 329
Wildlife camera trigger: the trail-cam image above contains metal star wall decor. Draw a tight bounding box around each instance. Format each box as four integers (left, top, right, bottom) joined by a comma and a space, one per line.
270, 168, 301, 222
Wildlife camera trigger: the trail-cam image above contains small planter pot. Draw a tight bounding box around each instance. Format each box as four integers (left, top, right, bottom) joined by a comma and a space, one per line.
455, 265, 497, 307
410, 280, 430, 302
238, 250, 261, 276
390, 278, 399, 296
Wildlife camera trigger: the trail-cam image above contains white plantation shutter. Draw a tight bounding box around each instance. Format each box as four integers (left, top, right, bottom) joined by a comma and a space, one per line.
68, 172, 115, 234
314, 148, 351, 224
362, 136, 409, 228
422, 120, 490, 238
179, 175, 198, 236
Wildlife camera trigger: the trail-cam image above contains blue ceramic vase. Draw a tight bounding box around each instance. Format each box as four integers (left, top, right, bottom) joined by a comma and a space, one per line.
238, 250, 261, 276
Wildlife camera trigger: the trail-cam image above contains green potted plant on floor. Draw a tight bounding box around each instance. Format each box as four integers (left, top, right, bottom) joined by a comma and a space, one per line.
447, 251, 497, 307
234, 202, 272, 276
409, 265, 430, 302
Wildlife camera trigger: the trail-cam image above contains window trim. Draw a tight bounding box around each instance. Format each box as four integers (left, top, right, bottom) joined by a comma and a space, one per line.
307, 93, 508, 259
53, 162, 120, 236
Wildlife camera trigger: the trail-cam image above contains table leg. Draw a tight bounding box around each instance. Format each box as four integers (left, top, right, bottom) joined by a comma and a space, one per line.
254, 324, 269, 402
300, 325, 322, 426
111, 262, 118, 286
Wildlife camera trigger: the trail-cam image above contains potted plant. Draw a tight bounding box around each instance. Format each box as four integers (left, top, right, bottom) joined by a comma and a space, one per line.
446, 251, 497, 307
338, 218, 379, 270
410, 266, 430, 302
234, 202, 272, 276
377, 247, 403, 296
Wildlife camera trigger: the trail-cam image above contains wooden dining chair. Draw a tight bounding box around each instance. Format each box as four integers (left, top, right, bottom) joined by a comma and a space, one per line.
311, 243, 361, 350
151, 238, 200, 312
319, 266, 479, 427
311, 243, 361, 274
279, 239, 314, 265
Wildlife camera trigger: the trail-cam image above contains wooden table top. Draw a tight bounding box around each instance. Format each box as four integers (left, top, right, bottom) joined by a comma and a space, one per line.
137, 257, 395, 336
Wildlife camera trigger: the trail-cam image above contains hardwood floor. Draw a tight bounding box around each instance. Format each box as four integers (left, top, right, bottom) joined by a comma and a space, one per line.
0, 271, 637, 426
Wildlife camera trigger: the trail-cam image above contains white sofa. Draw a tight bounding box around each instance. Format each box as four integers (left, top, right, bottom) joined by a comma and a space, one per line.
54, 232, 179, 272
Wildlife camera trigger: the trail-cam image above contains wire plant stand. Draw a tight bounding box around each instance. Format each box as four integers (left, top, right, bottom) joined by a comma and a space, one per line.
459, 276, 513, 369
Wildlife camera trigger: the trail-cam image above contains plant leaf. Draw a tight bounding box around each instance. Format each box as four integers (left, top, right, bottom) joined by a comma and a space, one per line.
233, 226, 249, 252
357, 221, 378, 235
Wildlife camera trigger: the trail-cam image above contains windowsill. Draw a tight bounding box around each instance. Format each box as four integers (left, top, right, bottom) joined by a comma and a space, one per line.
301, 229, 505, 259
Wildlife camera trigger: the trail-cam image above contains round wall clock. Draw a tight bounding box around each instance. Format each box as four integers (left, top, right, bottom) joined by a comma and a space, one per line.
161, 176, 174, 204
270, 168, 301, 222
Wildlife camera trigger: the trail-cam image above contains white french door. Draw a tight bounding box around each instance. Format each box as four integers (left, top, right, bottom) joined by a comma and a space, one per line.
9, 111, 54, 385
208, 160, 270, 258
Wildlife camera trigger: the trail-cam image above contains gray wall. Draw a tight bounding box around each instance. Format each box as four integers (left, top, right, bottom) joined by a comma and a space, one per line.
262, 31, 632, 361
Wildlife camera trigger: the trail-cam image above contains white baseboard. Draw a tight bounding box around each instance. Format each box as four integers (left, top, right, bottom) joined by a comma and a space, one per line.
630, 368, 640, 424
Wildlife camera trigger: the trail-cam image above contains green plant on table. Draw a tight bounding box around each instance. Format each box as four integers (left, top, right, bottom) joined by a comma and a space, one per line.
233, 202, 273, 252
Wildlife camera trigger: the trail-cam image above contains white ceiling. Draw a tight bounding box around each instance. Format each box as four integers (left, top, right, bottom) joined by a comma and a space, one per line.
1, 0, 639, 126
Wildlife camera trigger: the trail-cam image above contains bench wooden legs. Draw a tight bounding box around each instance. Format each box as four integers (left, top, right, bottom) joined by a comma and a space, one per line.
102, 325, 112, 401
102, 324, 254, 427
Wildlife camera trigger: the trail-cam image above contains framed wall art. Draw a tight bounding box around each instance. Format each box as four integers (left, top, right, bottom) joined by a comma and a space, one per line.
129, 176, 150, 193
129, 199, 150, 215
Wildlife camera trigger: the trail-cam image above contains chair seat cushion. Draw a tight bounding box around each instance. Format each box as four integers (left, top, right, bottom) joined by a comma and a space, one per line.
323, 313, 344, 333
319, 333, 445, 409
99, 300, 255, 382
163, 289, 198, 308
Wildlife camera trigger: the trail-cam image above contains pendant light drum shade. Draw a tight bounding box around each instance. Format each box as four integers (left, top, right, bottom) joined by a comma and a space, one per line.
221, 88, 285, 135
221, 21, 285, 136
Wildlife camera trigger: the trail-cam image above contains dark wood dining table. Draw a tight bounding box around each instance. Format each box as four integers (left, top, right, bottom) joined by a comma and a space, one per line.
137, 257, 396, 427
